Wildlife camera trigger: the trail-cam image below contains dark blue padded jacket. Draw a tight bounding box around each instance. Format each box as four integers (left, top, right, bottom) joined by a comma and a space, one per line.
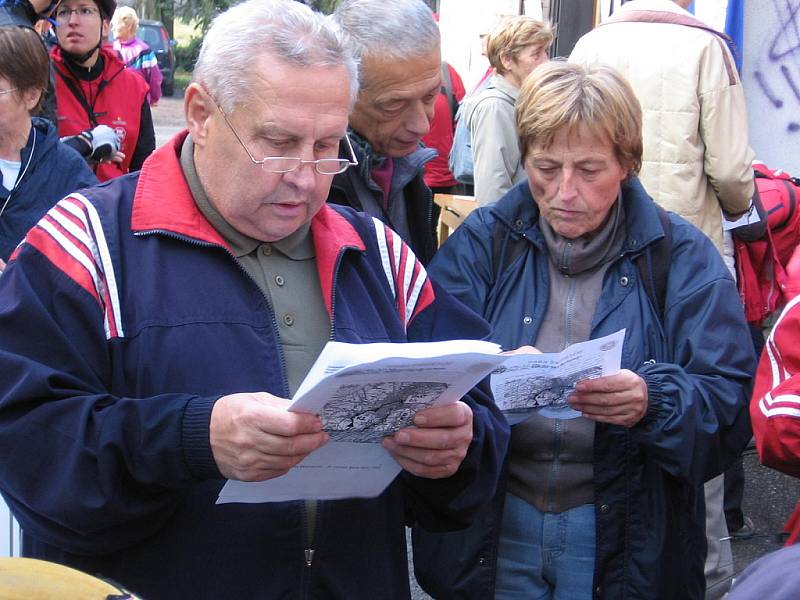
0, 117, 96, 260
0, 132, 509, 599
413, 179, 755, 599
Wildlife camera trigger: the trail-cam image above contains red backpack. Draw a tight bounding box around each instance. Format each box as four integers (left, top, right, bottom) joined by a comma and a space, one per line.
735, 163, 800, 324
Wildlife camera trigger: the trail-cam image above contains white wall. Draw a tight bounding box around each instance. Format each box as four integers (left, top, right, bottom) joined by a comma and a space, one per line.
439, 0, 544, 90
439, 0, 730, 89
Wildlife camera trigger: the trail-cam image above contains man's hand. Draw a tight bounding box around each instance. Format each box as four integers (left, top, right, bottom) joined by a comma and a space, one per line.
382, 401, 473, 479
210, 392, 329, 482
567, 369, 648, 427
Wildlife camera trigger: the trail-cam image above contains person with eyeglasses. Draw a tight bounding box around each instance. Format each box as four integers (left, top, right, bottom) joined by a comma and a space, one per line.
0, 25, 95, 272
0, 1, 509, 597
49, 0, 154, 181
328, 0, 444, 265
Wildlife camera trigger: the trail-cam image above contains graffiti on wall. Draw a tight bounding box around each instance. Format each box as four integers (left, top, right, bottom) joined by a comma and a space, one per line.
744, 1, 800, 173
751, 1, 800, 134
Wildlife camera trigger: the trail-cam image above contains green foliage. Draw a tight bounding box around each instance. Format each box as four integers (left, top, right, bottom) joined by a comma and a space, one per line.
175, 0, 233, 34
174, 68, 193, 90
306, 0, 343, 13
175, 0, 343, 34
175, 36, 203, 72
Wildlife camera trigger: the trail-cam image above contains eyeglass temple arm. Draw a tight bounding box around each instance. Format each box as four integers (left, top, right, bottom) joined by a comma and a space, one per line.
343, 135, 359, 167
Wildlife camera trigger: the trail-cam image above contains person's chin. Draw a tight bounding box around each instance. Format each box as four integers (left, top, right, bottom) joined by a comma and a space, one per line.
61, 41, 90, 54
387, 139, 420, 157
549, 216, 587, 238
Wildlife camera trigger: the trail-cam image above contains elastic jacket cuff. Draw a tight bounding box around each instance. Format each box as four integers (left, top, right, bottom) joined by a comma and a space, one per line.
181, 395, 223, 480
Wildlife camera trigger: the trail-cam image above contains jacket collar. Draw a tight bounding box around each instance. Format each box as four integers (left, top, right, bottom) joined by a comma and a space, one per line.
18, 117, 57, 170
489, 74, 519, 100
131, 130, 366, 302
617, 0, 689, 17
489, 176, 667, 254
52, 45, 126, 81
346, 129, 436, 179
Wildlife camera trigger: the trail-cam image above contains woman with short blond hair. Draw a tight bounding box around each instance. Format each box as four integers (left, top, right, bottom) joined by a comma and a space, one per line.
111, 5, 163, 104
413, 60, 754, 600
461, 16, 553, 206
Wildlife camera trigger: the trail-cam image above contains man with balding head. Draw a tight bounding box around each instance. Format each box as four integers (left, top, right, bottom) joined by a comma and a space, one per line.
330, 0, 442, 264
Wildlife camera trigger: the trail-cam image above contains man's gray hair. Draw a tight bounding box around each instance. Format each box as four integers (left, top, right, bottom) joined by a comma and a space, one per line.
333, 0, 440, 63
193, 0, 359, 113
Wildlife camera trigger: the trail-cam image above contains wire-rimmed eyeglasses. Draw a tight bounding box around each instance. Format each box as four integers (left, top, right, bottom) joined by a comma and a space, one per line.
208, 93, 358, 176
0, 88, 17, 96
54, 6, 100, 22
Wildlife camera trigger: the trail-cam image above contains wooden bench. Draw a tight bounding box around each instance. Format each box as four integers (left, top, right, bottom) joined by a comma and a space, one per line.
433, 193, 478, 246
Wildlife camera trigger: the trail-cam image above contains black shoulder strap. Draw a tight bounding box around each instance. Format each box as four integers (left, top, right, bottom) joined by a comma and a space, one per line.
635, 204, 673, 323
56, 68, 99, 127
55, 61, 124, 129
491, 218, 527, 281
440, 62, 458, 121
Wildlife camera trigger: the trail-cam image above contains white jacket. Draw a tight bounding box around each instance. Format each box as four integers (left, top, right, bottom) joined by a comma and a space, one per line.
570, 0, 754, 251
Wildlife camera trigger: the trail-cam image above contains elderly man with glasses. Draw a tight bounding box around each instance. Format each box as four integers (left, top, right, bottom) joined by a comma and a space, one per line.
0, 1, 508, 598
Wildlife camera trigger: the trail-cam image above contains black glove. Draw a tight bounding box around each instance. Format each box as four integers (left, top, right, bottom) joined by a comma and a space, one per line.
61, 125, 120, 162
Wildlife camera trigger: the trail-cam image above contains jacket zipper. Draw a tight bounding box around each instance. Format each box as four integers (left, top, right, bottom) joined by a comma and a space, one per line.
303, 249, 346, 577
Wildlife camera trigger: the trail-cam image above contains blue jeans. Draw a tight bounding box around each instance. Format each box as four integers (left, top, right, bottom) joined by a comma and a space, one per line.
495, 494, 596, 600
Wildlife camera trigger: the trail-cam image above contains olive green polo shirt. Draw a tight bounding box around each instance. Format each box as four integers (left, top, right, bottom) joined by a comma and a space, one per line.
180, 135, 330, 396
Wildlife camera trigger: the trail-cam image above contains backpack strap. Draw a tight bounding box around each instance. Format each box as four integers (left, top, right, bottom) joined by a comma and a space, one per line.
755, 169, 798, 231
634, 204, 673, 323
491, 217, 527, 284
601, 9, 738, 85
440, 62, 459, 123
55, 62, 126, 129
55, 68, 100, 127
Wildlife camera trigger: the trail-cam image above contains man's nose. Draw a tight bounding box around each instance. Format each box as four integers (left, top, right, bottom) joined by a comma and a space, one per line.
283, 161, 318, 192
405, 100, 433, 139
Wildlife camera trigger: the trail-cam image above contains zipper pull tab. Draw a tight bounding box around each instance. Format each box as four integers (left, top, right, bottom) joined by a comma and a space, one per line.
305, 548, 315, 567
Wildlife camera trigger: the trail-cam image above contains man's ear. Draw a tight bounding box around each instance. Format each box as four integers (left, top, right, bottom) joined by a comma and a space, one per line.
101, 19, 109, 39
184, 83, 214, 147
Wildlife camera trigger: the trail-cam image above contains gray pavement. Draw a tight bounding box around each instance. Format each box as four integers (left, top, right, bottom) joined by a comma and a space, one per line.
151, 89, 186, 147
152, 87, 799, 600
732, 447, 800, 579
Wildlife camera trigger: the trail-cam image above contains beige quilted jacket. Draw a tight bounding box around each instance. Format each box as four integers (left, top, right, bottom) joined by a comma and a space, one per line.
570, 0, 754, 252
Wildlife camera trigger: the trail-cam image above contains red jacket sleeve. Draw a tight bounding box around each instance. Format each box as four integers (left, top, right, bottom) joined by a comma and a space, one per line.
751, 295, 800, 478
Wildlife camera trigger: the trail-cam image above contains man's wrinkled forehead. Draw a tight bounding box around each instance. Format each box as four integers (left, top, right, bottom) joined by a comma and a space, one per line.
359, 48, 441, 94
